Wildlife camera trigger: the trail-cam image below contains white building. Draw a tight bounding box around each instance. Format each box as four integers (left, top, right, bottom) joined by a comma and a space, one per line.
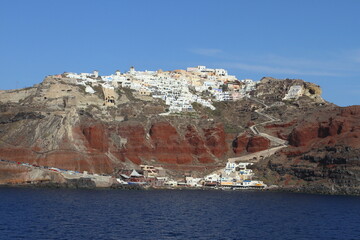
56, 65, 245, 112
204, 173, 220, 182
129, 66, 136, 75
185, 177, 202, 187
283, 85, 303, 100
215, 69, 227, 76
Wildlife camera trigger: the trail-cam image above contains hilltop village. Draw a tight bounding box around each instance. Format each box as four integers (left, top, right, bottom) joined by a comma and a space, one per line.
60, 66, 260, 112
1, 64, 359, 195
0, 65, 323, 190
1, 65, 280, 189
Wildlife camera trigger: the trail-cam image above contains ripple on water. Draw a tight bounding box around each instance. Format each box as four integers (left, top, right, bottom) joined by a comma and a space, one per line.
1, 188, 360, 240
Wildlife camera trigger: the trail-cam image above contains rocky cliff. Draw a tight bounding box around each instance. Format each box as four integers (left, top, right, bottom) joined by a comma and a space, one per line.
254, 105, 360, 195
0, 76, 359, 194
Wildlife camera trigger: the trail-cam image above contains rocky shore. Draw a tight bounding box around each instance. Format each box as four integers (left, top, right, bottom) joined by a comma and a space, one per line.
4, 174, 360, 195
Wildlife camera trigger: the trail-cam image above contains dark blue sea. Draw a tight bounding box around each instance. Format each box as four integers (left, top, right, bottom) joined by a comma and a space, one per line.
1, 188, 360, 240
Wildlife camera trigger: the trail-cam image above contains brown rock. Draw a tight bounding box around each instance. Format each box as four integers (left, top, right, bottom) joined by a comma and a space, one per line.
203, 124, 227, 158
82, 124, 108, 152
150, 122, 193, 164
288, 123, 319, 147
247, 136, 270, 153
233, 133, 250, 154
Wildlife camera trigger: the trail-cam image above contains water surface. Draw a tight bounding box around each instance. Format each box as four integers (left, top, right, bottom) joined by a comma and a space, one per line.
1, 188, 359, 240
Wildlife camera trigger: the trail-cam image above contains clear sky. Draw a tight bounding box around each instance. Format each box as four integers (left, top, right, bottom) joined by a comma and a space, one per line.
1, 0, 359, 106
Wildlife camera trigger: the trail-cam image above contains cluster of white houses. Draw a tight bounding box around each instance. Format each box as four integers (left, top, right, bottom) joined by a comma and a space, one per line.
62, 66, 258, 112
116, 161, 266, 188
203, 161, 266, 188
1, 158, 265, 188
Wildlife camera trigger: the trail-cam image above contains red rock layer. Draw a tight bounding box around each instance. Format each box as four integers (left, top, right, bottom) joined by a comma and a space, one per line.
233, 133, 250, 154
247, 136, 271, 152
107, 122, 226, 166
82, 124, 108, 152
113, 123, 151, 165
233, 133, 270, 154
0, 113, 305, 176
185, 125, 213, 163
203, 123, 227, 158
265, 120, 296, 129
288, 106, 360, 149
150, 122, 193, 164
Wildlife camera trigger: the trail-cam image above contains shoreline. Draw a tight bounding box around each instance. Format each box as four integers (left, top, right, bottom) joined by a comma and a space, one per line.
1, 183, 360, 197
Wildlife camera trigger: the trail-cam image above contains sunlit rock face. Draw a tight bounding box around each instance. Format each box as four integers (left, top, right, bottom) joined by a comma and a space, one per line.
0, 74, 359, 194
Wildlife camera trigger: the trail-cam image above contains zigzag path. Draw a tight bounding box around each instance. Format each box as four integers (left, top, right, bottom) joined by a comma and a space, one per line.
228, 96, 288, 163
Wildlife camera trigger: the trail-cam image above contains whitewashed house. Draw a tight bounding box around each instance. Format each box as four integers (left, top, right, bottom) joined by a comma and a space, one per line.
185, 177, 202, 187
283, 85, 303, 100
215, 68, 227, 76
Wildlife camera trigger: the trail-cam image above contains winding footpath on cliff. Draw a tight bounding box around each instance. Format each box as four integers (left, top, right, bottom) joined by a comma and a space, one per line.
228, 96, 288, 163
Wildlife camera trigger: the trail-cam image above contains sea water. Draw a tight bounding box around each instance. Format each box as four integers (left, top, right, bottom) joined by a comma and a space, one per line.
0, 188, 360, 240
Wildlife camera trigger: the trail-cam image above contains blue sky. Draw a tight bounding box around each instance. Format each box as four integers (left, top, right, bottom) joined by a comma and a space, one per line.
1, 0, 359, 106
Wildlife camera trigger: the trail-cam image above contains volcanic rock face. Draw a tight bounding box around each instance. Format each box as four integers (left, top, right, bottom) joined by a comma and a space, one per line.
92, 121, 228, 167
0, 161, 66, 185
247, 136, 271, 153
254, 77, 324, 103
253, 77, 325, 103
233, 133, 270, 154
288, 106, 360, 148
111, 123, 150, 165
82, 124, 109, 152
233, 134, 249, 154
0, 102, 234, 176
0, 75, 359, 194
254, 105, 360, 194
203, 124, 227, 158
149, 122, 192, 164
